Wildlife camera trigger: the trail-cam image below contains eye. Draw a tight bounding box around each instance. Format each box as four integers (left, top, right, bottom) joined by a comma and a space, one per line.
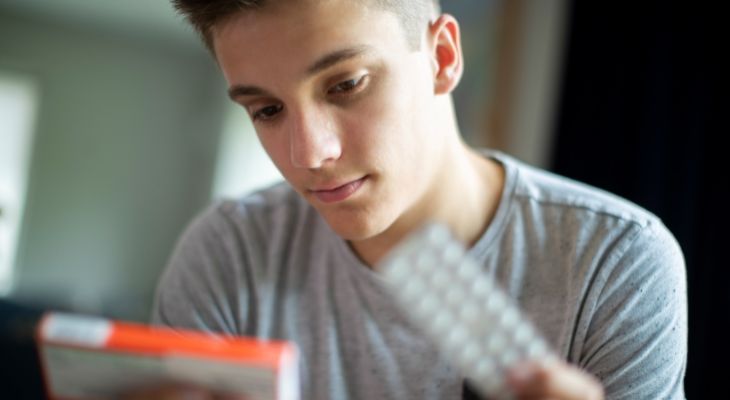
327, 74, 369, 95
252, 104, 283, 121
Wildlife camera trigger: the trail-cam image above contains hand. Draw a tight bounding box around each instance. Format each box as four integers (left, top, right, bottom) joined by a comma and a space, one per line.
506, 360, 604, 400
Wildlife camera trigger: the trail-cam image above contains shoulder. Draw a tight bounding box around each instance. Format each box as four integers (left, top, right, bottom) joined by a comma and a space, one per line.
488, 151, 672, 249
491, 150, 684, 292
505, 153, 655, 226
152, 183, 320, 329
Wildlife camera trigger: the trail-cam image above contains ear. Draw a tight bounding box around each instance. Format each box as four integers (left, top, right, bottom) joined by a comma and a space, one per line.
427, 14, 463, 95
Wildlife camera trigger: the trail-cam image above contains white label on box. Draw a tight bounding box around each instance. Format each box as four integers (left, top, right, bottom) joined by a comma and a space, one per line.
42, 313, 111, 347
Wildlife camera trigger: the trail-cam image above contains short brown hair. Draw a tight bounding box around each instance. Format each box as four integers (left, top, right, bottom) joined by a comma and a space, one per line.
172, 0, 440, 52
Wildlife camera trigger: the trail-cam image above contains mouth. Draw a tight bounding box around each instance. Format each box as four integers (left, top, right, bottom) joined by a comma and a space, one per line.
309, 176, 368, 204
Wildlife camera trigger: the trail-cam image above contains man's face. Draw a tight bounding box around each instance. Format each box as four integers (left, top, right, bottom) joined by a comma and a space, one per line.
214, 0, 446, 241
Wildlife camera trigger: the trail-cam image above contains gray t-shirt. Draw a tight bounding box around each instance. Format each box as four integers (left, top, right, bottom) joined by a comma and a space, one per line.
152, 151, 687, 399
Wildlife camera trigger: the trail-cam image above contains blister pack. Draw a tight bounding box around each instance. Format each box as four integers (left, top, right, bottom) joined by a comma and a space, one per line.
379, 223, 555, 399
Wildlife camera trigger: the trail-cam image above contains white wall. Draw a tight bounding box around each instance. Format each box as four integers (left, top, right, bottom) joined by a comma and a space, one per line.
0, 72, 38, 295
0, 11, 227, 320
506, 0, 569, 168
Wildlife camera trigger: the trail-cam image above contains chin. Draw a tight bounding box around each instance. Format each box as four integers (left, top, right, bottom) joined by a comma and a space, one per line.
322, 207, 390, 241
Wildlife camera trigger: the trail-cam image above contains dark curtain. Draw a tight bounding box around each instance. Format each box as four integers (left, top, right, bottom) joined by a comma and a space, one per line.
551, 2, 726, 398
0, 300, 45, 399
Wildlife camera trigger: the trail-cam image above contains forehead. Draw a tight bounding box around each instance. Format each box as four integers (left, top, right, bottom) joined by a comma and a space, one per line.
211, 0, 410, 86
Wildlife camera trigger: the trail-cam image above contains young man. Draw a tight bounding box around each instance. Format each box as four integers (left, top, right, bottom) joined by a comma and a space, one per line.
152, 0, 687, 399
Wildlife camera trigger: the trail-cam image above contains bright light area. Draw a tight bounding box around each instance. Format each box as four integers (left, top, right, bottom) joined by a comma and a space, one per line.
0, 72, 38, 296
211, 102, 283, 199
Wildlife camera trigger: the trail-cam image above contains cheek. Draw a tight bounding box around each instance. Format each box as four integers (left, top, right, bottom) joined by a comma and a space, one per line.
341, 112, 400, 179
383, 85, 430, 166
346, 78, 420, 161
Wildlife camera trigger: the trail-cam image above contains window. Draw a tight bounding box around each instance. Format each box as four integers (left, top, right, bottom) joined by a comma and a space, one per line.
0, 71, 38, 296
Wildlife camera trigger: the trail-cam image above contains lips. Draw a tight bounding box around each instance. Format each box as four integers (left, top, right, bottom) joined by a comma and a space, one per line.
310, 176, 367, 203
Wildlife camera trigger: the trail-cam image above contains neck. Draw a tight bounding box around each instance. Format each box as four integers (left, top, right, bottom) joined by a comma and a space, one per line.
351, 101, 505, 267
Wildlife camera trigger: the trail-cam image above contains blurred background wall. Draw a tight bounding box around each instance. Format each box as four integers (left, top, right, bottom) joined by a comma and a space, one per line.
0, 0, 722, 397
0, 1, 229, 319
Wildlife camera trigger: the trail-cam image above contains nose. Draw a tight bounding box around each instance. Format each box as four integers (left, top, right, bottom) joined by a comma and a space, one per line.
289, 108, 342, 169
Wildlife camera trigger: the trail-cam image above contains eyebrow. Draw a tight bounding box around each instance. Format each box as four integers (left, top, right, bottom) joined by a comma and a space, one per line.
305, 45, 372, 76
227, 45, 373, 100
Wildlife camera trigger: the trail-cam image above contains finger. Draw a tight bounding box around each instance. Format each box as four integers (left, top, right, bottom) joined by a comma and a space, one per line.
508, 361, 604, 400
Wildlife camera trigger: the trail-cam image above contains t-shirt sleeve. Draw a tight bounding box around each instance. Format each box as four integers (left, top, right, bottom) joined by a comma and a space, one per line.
580, 219, 687, 399
150, 204, 250, 335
